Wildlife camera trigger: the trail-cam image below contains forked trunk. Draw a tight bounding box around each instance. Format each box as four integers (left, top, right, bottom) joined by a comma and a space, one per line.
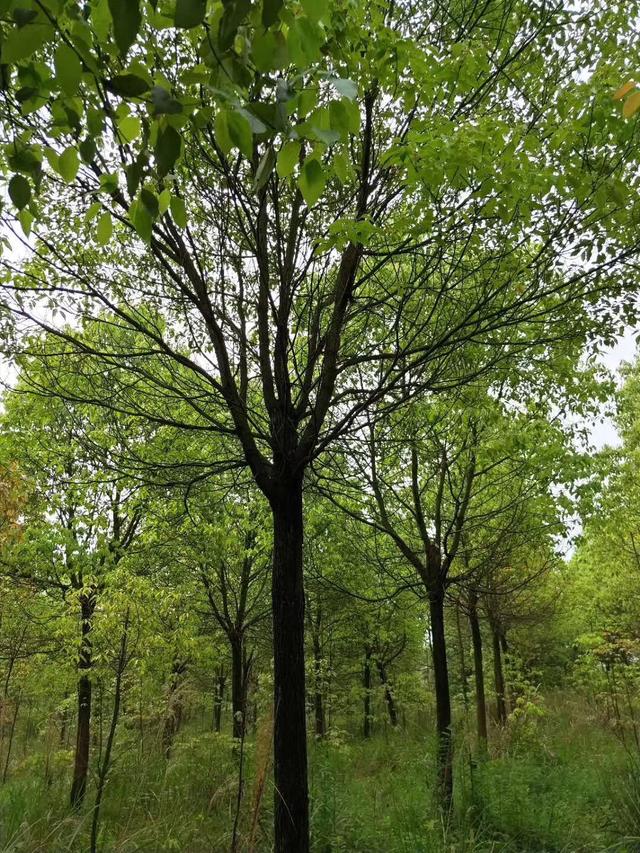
270, 478, 309, 853
429, 589, 453, 811
468, 598, 487, 748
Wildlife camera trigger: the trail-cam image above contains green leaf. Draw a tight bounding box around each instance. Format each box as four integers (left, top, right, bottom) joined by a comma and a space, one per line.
18, 208, 33, 235
13, 8, 38, 27
79, 137, 97, 163
8, 174, 30, 210
215, 109, 253, 158
227, 110, 253, 159
140, 188, 159, 218
175, 0, 206, 28
219, 0, 251, 51
298, 157, 326, 207
107, 74, 150, 97
151, 86, 183, 115
262, 0, 283, 28
214, 110, 232, 155
301, 0, 328, 21
108, 0, 141, 57
85, 201, 102, 222
170, 195, 187, 227
276, 140, 300, 178
253, 146, 275, 192
126, 158, 144, 196
59, 146, 79, 183
329, 77, 357, 101
158, 188, 171, 214
1, 22, 54, 63
96, 211, 113, 244
155, 124, 181, 176
54, 44, 83, 97
118, 115, 142, 142
129, 199, 153, 242
87, 107, 105, 136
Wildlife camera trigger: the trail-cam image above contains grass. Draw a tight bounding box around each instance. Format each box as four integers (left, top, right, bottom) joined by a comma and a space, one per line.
0, 696, 637, 852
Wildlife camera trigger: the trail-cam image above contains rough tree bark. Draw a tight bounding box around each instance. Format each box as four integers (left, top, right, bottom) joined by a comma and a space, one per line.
70, 592, 95, 808
230, 635, 246, 740
468, 594, 488, 748
270, 477, 308, 853
429, 588, 453, 810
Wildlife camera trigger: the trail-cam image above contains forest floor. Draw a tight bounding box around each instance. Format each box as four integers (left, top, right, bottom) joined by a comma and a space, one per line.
0, 694, 637, 853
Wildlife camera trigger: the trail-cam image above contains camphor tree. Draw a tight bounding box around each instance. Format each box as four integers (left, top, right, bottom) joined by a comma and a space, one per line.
0, 352, 145, 807
1, 0, 640, 846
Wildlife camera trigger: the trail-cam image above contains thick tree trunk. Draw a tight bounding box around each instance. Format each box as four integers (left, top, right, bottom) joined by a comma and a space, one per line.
363, 645, 373, 738
312, 631, 326, 738
213, 665, 225, 733
376, 661, 398, 727
270, 478, 309, 853
231, 636, 246, 740
468, 598, 488, 748
70, 593, 94, 809
492, 624, 507, 726
429, 589, 453, 811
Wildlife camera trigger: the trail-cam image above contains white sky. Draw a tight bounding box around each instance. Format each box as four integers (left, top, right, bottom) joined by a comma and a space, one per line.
590, 328, 638, 449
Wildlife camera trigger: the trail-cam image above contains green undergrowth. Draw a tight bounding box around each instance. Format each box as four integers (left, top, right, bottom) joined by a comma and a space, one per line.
0, 697, 637, 852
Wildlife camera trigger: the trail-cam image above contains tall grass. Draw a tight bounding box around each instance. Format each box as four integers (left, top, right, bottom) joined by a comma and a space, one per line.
0, 696, 637, 852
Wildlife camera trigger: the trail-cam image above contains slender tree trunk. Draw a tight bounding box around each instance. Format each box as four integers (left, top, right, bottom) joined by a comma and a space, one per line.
231, 636, 246, 740
70, 593, 94, 808
455, 604, 470, 712
429, 588, 453, 811
59, 691, 70, 746
90, 611, 129, 853
468, 598, 487, 748
492, 624, 507, 726
213, 665, 225, 733
500, 631, 515, 712
2, 692, 20, 783
270, 477, 309, 853
376, 661, 398, 727
312, 631, 326, 738
162, 660, 186, 759
363, 645, 372, 738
